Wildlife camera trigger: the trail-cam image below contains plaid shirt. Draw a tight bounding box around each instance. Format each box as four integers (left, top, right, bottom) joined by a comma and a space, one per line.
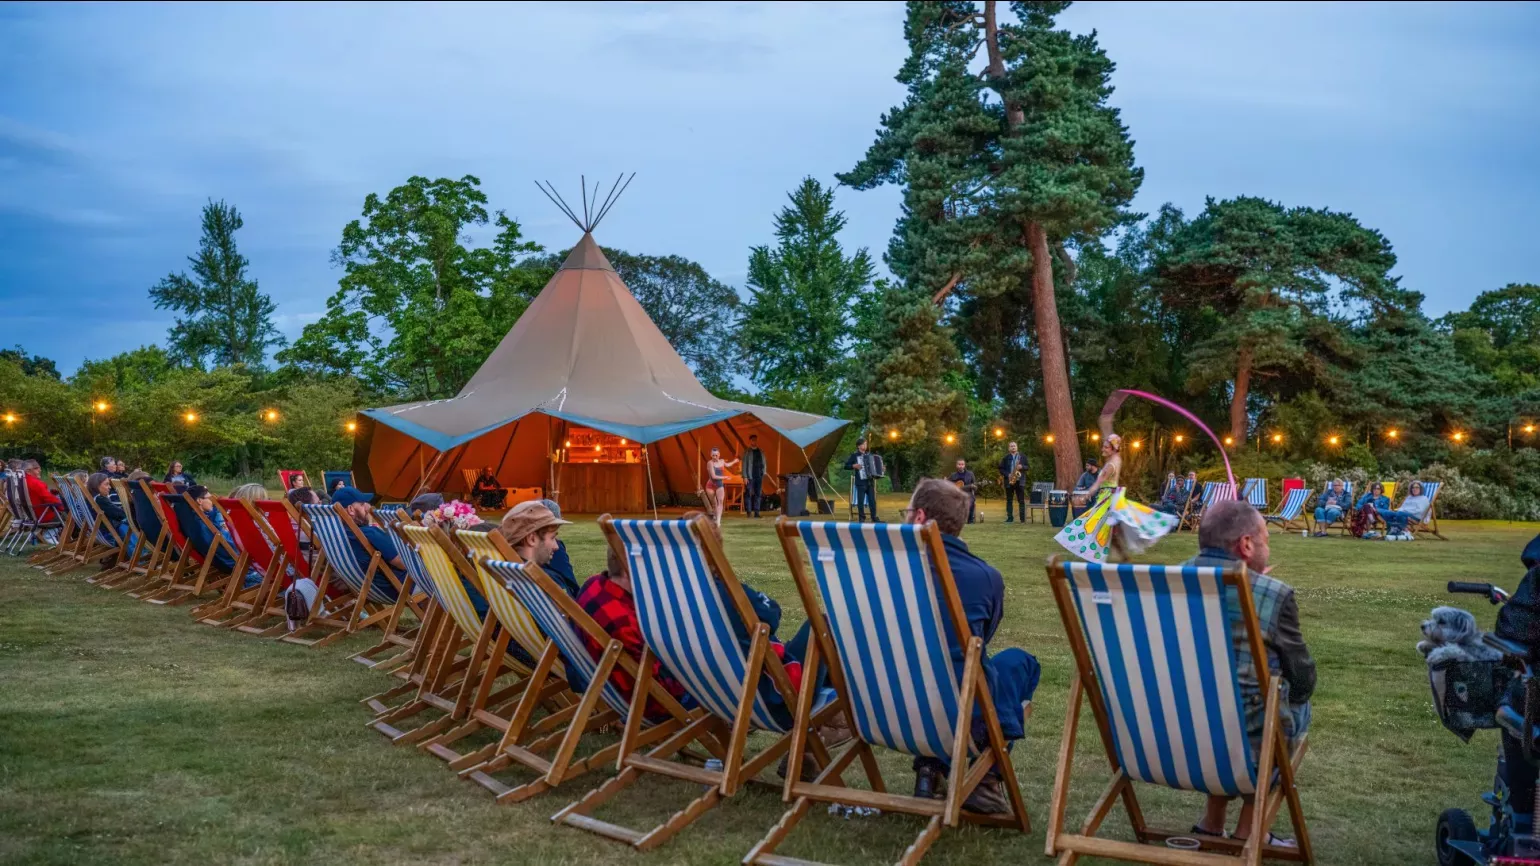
1186, 549, 1316, 743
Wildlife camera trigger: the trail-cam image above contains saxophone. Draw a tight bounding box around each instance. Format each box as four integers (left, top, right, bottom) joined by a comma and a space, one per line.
1008, 456, 1022, 486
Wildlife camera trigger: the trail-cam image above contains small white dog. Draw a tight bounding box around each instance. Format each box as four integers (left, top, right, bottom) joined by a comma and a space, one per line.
1418, 606, 1503, 665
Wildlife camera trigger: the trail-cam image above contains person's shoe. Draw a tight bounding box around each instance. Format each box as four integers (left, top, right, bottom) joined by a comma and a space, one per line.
961, 777, 1011, 815
1005, 517, 1015, 524
817, 719, 854, 749
913, 765, 945, 800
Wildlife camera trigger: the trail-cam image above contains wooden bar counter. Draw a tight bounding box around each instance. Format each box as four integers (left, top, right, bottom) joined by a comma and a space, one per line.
557, 462, 648, 514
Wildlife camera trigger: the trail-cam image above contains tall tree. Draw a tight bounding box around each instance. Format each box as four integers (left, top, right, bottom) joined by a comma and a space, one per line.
840, 0, 1141, 486
0, 346, 60, 380
277, 176, 547, 399
1152, 196, 1398, 442
1441, 283, 1540, 396
149, 199, 284, 369
739, 178, 874, 400
847, 280, 968, 487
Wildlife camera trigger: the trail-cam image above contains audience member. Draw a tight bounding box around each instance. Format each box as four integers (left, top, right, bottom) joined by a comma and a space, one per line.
164, 461, 195, 487
1311, 479, 1349, 536
21, 459, 62, 525
1381, 481, 1432, 540
1156, 471, 1196, 515
407, 492, 444, 519
497, 501, 573, 593
533, 499, 578, 597
231, 483, 270, 502
1351, 482, 1390, 539
113, 459, 128, 478
188, 484, 261, 587
905, 479, 1040, 814
1186, 500, 1315, 847
576, 539, 695, 718
330, 486, 404, 601
473, 467, 505, 510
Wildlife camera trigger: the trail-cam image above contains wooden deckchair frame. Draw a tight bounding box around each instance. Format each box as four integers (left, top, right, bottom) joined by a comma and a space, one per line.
470, 551, 705, 818
1405, 482, 1447, 541
223, 500, 306, 635
18, 472, 64, 562
44, 475, 116, 576
1262, 488, 1312, 535
408, 527, 562, 766
746, 518, 1031, 866
1043, 556, 1313, 866
135, 490, 236, 608
194, 497, 286, 628
279, 503, 416, 651
549, 514, 830, 851
88, 479, 157, 591
33, 474, 86, 572
122, 479, 181, 599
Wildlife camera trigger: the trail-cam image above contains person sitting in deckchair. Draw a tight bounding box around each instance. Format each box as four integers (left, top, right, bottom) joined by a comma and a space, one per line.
21, 460, 63, 526
1186, 500, 1316, 848
577, 539, 696, 718
330, 486, 404, 601
497, 500, 578, 599
1156, 471, 1196, 515
1312, 479, 1349, 536
904, 478, 1041, 813
535, 499, 578, 596
1381, 480, 1432, 541
163, 460, 194, 488
189, 484, 263, 589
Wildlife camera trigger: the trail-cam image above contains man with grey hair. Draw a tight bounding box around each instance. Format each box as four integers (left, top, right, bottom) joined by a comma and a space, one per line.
1186, 499, 1315, 848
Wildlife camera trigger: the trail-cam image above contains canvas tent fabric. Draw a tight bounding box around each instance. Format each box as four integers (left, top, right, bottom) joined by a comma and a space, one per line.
352, 233, 849, 506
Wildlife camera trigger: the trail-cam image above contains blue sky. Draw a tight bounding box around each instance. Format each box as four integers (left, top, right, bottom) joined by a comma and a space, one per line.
2, 1, 1536, 374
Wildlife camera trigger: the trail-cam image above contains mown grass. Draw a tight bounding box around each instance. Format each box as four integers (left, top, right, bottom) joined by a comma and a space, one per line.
1, 495, 1535, 865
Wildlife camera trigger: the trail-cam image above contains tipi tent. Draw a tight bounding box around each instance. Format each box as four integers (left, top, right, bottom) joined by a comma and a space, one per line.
350, 231, 848, 511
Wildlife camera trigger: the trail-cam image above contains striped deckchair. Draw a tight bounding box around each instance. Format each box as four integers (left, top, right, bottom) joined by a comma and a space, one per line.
1179, 481, 1235, 532
280, 503, 409, 650
45, 475, 114, 576
1044, 558, 1313, 866
1406, 480, 1446, 540
354, 516, 453, 717
429, 527, 577, 776
553, 515, 841, 852
473, 557, 696, 811
748, 519, 1030, 866
1242, 478, 1267, 510
1264, 487, 1313, 534
1322, 481, 1355, 536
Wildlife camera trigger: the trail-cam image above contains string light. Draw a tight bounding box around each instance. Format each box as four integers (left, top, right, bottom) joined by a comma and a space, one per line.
620, 438, 627, 445
3, 412, 15, 424
1223, 436, 1234, 446
594, 444, 602, 452
1451, 431, 1466, 443
887, 429, 899, 441
1386, 429, 1399, 439
564, 440, 572, 448
93, 400, 109, 413
1271, 433, 1283, 444
1173, 434, 1185, 444
184, 411, 198, 424
943, 433, 956, 444
345, 420, 357, 432
264, 409, 279, 422
1328, 435, 1340, 446
1131, 440, 1142, 450
1525, 425, 1536, 435
1090, 432, 1100, 442
1044, 434, 1055, 444
993, 427, 1004, 439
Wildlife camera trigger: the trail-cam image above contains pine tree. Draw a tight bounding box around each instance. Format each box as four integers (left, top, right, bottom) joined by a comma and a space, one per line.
841, 1, 1142, 486
739, 178, 874, 402
149, 199, 284, 369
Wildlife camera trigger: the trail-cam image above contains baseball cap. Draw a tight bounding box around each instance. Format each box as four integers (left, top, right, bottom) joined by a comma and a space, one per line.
498, 500, 571, 544
330, 486, 373, 508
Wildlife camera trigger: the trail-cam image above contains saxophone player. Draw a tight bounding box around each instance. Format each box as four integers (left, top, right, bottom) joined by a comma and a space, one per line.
998, 441, 1027, 524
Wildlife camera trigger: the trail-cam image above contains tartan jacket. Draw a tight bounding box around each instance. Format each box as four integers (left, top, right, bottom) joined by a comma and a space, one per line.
1186, 549, 1316, 737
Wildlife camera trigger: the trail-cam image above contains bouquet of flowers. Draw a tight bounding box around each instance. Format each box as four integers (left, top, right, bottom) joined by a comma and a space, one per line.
421, 499, 481, 531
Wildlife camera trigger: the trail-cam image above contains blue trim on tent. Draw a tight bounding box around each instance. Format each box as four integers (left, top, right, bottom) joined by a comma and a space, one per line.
362, 405, 848, 454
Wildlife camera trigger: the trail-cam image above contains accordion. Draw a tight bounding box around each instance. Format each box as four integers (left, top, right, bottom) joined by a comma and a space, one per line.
860, 453, 886, 479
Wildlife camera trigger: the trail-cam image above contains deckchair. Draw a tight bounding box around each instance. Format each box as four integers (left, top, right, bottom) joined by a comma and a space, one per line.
194, 498, 290, 628
1044, 557, 1313, 866
0, 472, 28, 554
278, 469, 311, 492
123, 480, 181, 599
1380, 481, 1397, 501
89, 479, 157, 591
551, 515, 839, 851
478, 555, 705, 819
1263, 488, 1312, 534
323, 470, 354, 494
1179, 482, 1234, 532
19, 474, 65, 561
162, 492, 247, 617
1321, 481, 1355, 536
35, 474, 86, 573
1405, 480, 1446, 540
231, 499, 326, 636
748, 518, 1032, 866
1242, 478, 1267, 511
49, 475, 121, 576
280, 503, 412, 650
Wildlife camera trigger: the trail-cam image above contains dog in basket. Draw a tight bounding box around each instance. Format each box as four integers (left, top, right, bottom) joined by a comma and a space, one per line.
1419, 606, 1504, 665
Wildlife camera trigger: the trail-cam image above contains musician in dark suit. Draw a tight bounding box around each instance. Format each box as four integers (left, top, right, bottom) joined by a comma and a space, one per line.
998, 441, 1027, 524
742, 434, 767, 518
843, 438, 881, 522
947, 458, 977, 524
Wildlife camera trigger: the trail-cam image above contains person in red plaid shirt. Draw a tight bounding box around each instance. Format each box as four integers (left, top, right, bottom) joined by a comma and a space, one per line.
577, 541, 696, 717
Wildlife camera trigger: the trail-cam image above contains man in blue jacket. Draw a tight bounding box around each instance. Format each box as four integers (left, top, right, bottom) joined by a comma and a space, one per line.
905, 478, 1040, 814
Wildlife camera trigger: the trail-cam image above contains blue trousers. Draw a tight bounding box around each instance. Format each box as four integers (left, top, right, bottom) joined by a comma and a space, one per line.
1314, 505, 1342, 525
916, 647, 1041, 771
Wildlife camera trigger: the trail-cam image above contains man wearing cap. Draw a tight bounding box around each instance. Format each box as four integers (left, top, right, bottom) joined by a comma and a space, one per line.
530, 499, 580, 597
497, 500, 578, 597
332, 487, 405, 602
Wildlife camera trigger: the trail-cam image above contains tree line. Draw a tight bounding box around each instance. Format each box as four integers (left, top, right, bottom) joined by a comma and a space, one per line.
1, 1, 1535, 518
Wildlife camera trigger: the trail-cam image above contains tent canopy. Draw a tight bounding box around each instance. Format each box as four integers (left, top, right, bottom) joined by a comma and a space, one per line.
353, 233, 848, 504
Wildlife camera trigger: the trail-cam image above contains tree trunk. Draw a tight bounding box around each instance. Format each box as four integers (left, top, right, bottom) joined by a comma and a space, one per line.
1231, 344, 1252, 444
983, 2, 1025, 127
1029, 222, 1082, 487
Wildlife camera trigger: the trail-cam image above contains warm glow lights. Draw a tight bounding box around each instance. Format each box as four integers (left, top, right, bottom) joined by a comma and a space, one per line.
1131, 440, 1142, 450
1452, 431, 1466, 443
1044, 434, 1055, 444
93, 400, 109, 413
264, 409, 279, 422
993, 427, 1004, 439
345, 421, 358, 432
1328, 435, 1340, 446
1090, 432, 1100, 441
887, 429, 899, 440
943, 433, 956, 444
1173, 434, 1185, 444
3, 413, 15, 424
1387, 429, 1399, 439
620, 438, 627, 445
184, 412, 198, 423
564, 440, 572, 448
1271, 433, 1283, 444
1223, 436, 1234, 446
1526, 425, 1536, 435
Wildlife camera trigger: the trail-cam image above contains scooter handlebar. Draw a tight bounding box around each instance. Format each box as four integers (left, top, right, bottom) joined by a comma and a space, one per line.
1447, 581, 1509, 604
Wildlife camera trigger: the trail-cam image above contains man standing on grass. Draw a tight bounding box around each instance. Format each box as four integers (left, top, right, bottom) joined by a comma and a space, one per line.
1186, 500, 1315, 849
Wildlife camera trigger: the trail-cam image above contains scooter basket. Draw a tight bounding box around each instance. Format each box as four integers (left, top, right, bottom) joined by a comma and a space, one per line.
1430, 658, 1515, 742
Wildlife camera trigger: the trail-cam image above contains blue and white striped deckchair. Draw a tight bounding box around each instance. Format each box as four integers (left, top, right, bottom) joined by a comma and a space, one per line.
52, 475, 121, 576
1242, 478, 1267, 510
35, 474, 87, 571
280, 503, 405, 649
1406, 480, 1446, 540
473, 557, 695, 812
558, 515, 839, 852
1264, 487, 1312, 533
1045, 558, 1314, 865
746, 519, 1031, 866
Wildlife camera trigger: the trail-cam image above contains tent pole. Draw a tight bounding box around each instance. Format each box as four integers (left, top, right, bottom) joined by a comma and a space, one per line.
413, 448, 448, 499
643, 444, 658, 519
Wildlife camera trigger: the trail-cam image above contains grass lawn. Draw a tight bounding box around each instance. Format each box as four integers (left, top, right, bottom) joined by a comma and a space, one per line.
1, 494, 1535, 865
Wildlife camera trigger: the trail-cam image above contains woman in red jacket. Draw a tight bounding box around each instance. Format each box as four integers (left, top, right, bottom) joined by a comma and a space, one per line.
21, 459, 62, 523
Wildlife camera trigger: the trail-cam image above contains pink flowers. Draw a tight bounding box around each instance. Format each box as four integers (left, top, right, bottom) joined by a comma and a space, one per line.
422, 499, 480, 530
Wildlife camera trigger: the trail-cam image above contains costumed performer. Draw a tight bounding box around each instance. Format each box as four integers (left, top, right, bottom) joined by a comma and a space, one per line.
1054, 421, 1177, 563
